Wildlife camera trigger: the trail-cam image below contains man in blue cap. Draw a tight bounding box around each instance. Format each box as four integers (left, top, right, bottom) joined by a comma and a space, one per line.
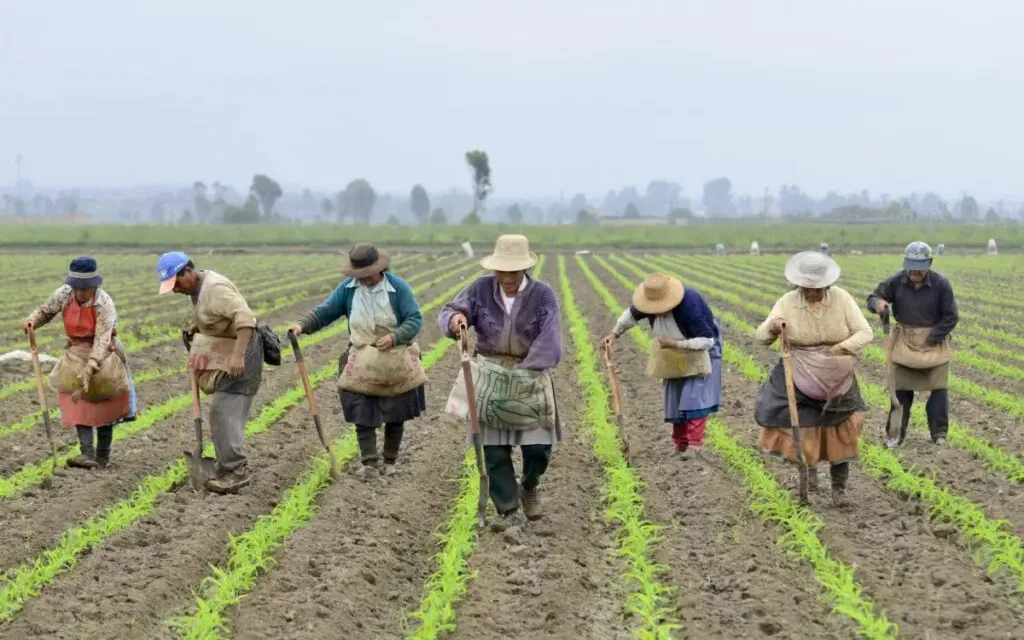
158, 251, 261, 493
867, 241, 959, 447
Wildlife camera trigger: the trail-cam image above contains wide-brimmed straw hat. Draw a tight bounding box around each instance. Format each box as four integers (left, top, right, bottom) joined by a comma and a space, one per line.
344, 243, 391, 278
65, 256, 103, 290
784, 251, 841, 289
632, 273, 684, 315
480, 234, 538, 272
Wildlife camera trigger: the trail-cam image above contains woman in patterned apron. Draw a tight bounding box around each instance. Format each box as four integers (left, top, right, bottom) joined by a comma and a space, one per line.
23, 257, 136, 469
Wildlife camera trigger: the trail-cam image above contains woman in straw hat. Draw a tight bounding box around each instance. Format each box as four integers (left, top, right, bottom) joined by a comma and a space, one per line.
439, 234, 562, 531
602, 273, 722, 459
22, 257, 137, 469
754, 251, 873, 506
291, 243, 427, 481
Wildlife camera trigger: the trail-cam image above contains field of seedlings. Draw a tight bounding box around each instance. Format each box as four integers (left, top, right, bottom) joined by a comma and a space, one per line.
0, 248, 1022, 639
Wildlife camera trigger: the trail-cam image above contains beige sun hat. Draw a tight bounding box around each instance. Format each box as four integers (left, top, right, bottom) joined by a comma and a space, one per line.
784, 251, 841, 289
632, 273, 684, 315
480, 234, 538, 272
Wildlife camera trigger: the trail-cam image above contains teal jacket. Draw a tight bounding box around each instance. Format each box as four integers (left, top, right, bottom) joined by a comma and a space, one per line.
298, 273, 422, 345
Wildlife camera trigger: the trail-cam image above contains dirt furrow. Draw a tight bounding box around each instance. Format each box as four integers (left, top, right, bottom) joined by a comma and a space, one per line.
450, 301, 628, 640
566, 258, 848, 639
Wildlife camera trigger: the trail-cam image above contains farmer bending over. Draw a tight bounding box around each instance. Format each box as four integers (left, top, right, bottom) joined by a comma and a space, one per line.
158, 251, 264, 494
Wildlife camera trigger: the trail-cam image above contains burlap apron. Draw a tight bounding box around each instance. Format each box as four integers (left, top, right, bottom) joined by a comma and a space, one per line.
188, 333, 237, 395
891, 324, 952, 391
647, 340, 712, 379
337, 324, 428, 398
49, 341, 129, 402
446, 354, 557, 432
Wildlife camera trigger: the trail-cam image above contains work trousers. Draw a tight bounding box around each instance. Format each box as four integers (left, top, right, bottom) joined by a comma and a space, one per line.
484, 444, 551, 514
356, 422, 404, 465
892, 389, 949, 442
76, 425, 114, 458
209, 391, 252, 473
671, 417, 708, 451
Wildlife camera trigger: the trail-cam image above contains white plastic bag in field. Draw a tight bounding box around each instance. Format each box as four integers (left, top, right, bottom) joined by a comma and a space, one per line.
987, 238, 998, 255
749, 241, 760, 256
461, 242, 474, 258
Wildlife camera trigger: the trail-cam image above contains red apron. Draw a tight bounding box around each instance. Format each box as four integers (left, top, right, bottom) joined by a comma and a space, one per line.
57, 298, 131, 428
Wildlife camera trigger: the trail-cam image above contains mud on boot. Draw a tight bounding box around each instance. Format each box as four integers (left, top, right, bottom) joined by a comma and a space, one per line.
490, 509, 527, 533
831, 483, 850, 507
206, 467, 253, 494
354, 463, 380, 482
67, 455, 98, 470
96, 451, 110, 470
521, 487, 543, 521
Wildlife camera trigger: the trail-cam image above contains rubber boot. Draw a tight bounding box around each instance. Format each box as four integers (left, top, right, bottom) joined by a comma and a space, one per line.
68, 426, 98, 469
830, 463, 850, 507
807, 468, 820, 492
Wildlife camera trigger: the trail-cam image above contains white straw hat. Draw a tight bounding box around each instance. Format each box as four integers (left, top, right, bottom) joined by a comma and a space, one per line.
784, 251, 841, 289
480, 234, 538, 271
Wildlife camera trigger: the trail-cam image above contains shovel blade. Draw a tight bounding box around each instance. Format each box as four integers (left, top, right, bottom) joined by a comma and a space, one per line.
185, 453, 219, 491
885, 405, 902, 448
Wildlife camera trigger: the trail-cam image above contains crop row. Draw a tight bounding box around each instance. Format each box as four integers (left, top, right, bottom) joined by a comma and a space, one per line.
0, 266, 482, 623
575, 256, 896, 638
596, 255, 1024, 591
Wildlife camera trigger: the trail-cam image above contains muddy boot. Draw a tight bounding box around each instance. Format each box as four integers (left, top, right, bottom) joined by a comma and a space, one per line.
206, 467, 253, 494
95, 451, 110, 469
807, 468, 820, 492
679, 447, 701, 461
354, 463, 379, 482
830, 463, 850, 507
381, 462, 397, 478
490, 510, 526, 533
67, 455, 98, 470
521, 487, 543, 521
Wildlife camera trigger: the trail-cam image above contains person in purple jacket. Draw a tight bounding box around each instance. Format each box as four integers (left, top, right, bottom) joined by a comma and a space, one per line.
439, 235, 563, 531
603, 272, 723, 459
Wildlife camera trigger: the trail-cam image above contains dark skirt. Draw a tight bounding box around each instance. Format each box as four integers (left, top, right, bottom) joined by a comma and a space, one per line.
340, 385, 426, 427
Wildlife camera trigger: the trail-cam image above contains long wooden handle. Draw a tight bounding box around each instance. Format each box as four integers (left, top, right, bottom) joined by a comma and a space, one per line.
603, 343, 623, 417
188, 369, 202, 420
287, 330, 318, 416
458, 325, 482, 438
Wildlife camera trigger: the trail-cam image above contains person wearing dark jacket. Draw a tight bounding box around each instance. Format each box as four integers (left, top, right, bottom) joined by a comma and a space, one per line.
867, 241, 959, 447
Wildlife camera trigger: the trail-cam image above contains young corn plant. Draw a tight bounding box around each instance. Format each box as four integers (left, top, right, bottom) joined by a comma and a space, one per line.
577, 255, 896, 638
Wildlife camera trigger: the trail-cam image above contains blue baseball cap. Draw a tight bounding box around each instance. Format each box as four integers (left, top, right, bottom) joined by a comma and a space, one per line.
902, 241, 933, 272
157, 251, 190, 295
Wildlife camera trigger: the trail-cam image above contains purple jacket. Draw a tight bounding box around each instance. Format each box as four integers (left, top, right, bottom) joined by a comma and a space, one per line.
438, 275, 562, 371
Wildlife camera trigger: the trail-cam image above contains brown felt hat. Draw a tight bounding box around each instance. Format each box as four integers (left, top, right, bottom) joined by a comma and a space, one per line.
632, 273, 684, 315
344, 243, 391, 278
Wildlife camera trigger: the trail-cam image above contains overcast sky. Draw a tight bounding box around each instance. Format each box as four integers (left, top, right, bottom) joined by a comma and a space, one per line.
2, 0, 1021, 200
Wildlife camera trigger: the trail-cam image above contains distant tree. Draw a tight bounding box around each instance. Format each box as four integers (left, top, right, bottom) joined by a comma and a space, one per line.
410, 184, 431, 224
299, 188, 318, 214
224, 195, 261, 224
429, 207, 447, 225
180, 208, 194, 224
211, 181, 228, 204
568, 193, 588, 215
959, 195, 980, 220
320, 198, 334, 218
249, 174, 283, 219
192, 181, 212, 223
57, 191, 78, 215
576, 208, 599, 225
344, 179, 377, 224
335, 189, 351, 222
464, 150, 492, 213
778, 184, 815, 216
919, 192, 942, 216
985, 207, 1000, 223
644, 180, 682, 214
623, 202, 640, 218
386, 214, 402, 226
150, 200, 167, 224
938, 201, 953, 220
462, 210, 482, 225
702, 177, 734, 217
506, 202, 523, 224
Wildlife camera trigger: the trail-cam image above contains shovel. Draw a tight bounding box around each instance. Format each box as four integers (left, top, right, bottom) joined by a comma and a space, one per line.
27, 326, 60, 472
185, 368, 218, 491
287, 330, 338, 479
458, 324, 489, 529
603, 342, 631, 465
779, 322, 809, 504
881, 308, 902, 448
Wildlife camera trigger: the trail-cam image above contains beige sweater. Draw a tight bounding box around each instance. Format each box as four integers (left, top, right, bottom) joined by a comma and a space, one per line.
755, 286, 873, 354
190, 270, 256, 338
